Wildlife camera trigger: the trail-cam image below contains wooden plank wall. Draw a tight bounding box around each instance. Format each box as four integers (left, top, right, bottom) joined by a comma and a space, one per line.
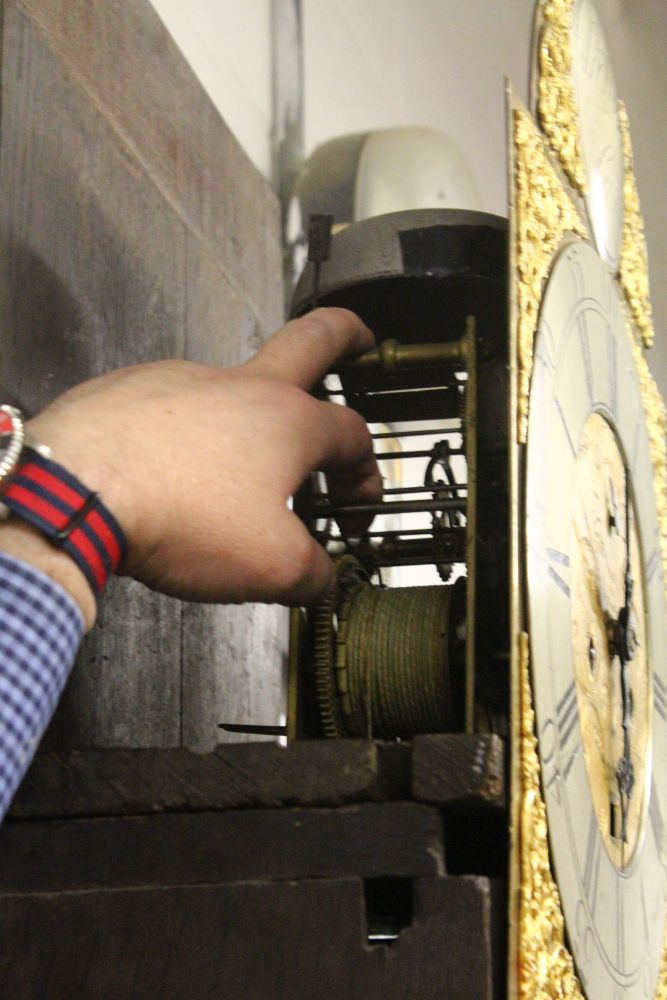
0, 0, 286, 750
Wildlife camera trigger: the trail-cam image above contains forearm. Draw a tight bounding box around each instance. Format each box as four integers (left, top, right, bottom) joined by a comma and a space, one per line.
0, 550, 84, 821
0, 521, 96, 630
0, 485, 101, 823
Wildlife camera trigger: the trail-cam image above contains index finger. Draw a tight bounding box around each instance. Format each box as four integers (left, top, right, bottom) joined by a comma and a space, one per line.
245, 307, 375, 390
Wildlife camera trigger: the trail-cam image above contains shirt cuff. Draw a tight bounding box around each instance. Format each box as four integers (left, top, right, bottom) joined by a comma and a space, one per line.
0, 552, 84, 821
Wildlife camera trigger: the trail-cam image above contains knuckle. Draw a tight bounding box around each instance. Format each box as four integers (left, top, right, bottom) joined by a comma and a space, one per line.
340, 404, 369, 435
328, 402, 373, 453
157, 359, 208, 377
291, 307, 357, 348
261, 379, 312, 419
272, 532, 317, 594
291, 310, 335, 346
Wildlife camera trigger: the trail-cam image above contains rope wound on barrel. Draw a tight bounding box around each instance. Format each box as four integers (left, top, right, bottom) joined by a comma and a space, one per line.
313, 554, 460, 739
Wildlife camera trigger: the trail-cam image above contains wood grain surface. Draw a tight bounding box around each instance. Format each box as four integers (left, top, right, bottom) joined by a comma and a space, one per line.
0, 803, 445, 891
8, 740, 411, 818
0, 876, 500, 1000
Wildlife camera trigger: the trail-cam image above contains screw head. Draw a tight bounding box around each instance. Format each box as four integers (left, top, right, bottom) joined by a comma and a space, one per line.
588, 636, 597, 673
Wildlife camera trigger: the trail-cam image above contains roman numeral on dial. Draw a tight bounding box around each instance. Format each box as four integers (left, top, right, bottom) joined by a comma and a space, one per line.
556, 681, 580, 780
646, 545, 661, 584
608, 330, 618, 419
654, 673, 667, 725
578, 314, 594, 407
650, 786, 665, 855
582, 809, 602, 917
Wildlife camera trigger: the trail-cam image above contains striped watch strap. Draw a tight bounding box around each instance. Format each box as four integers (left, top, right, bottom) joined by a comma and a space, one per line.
1, 448, 127, 594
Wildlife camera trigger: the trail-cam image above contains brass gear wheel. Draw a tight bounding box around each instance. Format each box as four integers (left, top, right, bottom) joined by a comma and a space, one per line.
312, 554, 371, 738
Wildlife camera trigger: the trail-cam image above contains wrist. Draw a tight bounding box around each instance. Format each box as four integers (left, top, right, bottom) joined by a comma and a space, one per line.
0, 518, 97, 630
24, 413, 137, 550
0, 409, 128, 621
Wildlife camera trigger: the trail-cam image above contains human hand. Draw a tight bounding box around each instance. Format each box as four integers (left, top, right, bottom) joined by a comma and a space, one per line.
1, 308, 381, 627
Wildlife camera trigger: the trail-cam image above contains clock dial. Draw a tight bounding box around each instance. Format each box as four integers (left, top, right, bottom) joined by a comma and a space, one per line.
526, 239, 667, 999
570, 0, 624, 272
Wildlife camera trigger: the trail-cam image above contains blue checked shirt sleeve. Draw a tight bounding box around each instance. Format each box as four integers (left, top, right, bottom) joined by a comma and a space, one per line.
0, 552, 84, 822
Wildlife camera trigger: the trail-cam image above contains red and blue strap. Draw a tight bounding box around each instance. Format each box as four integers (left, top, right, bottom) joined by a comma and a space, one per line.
1, 449, 127, 595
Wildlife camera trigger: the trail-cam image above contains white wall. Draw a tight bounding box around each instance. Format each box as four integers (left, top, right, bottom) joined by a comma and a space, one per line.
151, 0, 667, 389
598, 0, 667, 392
303, 0, 534, 217
150, 0, 272, 179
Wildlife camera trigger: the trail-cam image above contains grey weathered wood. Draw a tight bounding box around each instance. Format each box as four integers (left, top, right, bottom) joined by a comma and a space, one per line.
182, 602, 287, 751
0, 0, 186, 747
0, 876, 499, 1000
181, 234, 287, 749
0, 0, 284, 749
412, 734, 506, 810
181, 229, 287, 749
13, 0, 282, 333
0, 803, 445, 891
42, 581, 185, 749
9, 740, 411, 818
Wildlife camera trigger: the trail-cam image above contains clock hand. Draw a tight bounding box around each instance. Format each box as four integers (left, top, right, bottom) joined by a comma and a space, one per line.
614, 465, 636, 849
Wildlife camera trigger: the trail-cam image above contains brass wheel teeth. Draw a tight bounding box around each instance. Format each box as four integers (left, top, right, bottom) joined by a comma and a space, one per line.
312, 555, 370, 739
313, 591, 345, 738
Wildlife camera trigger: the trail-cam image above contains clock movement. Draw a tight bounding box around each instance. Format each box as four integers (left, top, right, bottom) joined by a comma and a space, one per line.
288, 207, 509, 743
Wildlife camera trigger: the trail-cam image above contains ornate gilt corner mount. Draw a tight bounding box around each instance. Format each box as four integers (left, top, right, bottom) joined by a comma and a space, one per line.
619, 101, 655, 349
537, 0, 585, 195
